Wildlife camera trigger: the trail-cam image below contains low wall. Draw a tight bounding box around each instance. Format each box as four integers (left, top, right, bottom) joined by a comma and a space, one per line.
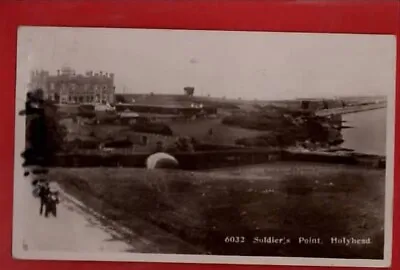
50, 149, 385, 170
50, 149, 280, 170
281, 151, 385, 169
175, 150, 281, 170
316, 103, 386, 117
51, 153, 148, 168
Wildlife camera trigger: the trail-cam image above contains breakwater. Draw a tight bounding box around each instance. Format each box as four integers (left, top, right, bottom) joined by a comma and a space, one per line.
316, 103, 386, 117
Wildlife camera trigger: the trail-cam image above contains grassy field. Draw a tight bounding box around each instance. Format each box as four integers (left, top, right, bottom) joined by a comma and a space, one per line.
61, 115, 264, 145
50, 162, 385, 258
169, 118, 267, 145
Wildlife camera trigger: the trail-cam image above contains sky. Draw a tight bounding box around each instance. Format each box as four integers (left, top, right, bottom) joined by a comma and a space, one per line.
16, 26, 396, 100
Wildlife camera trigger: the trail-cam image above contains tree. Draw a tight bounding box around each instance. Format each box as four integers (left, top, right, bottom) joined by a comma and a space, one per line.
114, 95, 126, 103
166, 137, 195, 153
184, 86, 195, 97
301, 100, 310, 110
322, 99, 329, 110
22, 88, 67, 166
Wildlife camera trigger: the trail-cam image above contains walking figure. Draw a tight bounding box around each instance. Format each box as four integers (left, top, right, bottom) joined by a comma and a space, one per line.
44, 191, 60, 218
38, 182, 50, 216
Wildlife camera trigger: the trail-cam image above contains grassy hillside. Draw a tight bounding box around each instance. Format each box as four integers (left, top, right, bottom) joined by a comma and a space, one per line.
52, 162, 385, 258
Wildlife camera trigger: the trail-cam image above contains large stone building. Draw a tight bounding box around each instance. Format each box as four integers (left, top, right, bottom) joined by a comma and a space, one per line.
29, 67, 116, 104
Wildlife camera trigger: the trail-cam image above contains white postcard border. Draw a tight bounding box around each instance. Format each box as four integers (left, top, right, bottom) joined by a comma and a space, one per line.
12, 27, 397, 268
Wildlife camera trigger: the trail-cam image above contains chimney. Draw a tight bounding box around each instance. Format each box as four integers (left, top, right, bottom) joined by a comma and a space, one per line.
57, 69, 60, 76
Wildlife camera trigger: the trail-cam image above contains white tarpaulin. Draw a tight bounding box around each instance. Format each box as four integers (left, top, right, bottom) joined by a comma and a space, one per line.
146, 152, 179, 169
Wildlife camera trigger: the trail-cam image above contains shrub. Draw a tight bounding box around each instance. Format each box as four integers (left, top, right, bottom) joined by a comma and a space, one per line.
227, 109, 342, 149
166, 137, 195, 153
103, 139, 133, 149
235, 135, 279, 147
114, 95, 127, 103
78, 111, 96, 119
65, 139, 100, 151
131, 122, 173, 136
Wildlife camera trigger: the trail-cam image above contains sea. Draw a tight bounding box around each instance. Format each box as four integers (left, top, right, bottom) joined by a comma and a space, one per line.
341, 108, 388, 156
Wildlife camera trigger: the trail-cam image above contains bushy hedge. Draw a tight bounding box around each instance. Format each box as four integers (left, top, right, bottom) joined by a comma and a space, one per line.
235, 134, 280, 147
166, 137, 196, 153
131, 122, 173, 136
103, 139, 133, 149
64, 139, 100, 151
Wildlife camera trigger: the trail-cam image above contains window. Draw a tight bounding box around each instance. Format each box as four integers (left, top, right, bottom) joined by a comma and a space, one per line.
50, 83, 55, 90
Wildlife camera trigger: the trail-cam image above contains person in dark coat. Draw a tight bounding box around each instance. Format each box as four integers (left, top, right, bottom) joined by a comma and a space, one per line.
44, 191, 60, 218
38, 182, 50, 216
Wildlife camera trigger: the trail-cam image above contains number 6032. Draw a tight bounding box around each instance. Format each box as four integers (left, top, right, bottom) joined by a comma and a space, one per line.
224, 236, 245, 243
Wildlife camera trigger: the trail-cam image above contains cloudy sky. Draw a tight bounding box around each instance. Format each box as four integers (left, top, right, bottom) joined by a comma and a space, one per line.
16, 26, 396, 100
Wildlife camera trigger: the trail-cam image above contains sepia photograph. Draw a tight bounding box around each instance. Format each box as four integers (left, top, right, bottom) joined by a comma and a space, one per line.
12, 26, 395, 267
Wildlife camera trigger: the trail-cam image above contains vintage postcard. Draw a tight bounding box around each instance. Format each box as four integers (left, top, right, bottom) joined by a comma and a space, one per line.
12, 26, 396, 267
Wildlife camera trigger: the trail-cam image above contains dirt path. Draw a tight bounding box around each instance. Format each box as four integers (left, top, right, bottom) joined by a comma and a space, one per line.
20, 175, 133, 253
